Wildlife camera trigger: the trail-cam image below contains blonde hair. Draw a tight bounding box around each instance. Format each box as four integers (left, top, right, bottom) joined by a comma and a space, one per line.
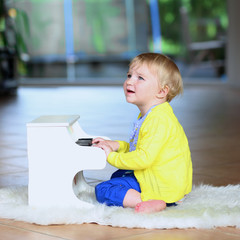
129, 53, 183, 102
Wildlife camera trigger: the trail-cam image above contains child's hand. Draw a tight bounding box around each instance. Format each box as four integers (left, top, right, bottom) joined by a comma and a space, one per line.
92, 138, 119, 158
92, 137, 105, 145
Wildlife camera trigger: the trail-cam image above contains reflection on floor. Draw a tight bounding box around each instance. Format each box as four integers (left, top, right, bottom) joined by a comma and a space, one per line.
0, 84, 239, 239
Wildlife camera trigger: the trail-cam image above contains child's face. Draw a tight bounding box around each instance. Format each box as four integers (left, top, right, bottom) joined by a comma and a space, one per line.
124, 63, 161, 114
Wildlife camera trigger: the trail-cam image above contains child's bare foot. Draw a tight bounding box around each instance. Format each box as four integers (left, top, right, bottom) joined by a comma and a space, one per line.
135, 200, 166, 213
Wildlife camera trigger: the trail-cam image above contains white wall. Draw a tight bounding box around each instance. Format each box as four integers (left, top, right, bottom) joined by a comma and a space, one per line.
227, 0, 240, 88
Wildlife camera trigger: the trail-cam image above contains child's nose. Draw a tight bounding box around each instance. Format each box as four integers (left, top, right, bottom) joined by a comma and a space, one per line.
126, 76, 135, 85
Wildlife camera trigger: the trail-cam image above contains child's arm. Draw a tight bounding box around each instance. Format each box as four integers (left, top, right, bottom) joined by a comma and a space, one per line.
107, 117, 169, 170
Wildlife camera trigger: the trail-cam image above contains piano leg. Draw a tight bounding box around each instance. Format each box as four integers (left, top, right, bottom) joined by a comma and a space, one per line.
73, 171, 94, 196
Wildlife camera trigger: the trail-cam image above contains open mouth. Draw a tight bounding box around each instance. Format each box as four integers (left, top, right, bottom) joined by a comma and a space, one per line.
127, 89, 135, 93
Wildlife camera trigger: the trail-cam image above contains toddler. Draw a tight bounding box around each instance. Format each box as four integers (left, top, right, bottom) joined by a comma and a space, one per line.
93, 53, 192, 213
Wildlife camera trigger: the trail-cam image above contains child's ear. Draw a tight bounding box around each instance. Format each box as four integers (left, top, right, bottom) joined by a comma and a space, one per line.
157, 85, 169, 99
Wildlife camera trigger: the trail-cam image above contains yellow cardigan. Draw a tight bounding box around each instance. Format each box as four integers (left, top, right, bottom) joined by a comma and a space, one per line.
107, 102, 192, 203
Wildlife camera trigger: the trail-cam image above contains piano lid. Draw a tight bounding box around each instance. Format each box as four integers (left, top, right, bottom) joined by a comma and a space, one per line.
27, 115, 80, 127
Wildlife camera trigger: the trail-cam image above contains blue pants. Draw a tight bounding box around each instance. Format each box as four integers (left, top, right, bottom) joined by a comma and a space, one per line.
95, 170, 140, 207
95, 170, 177, 207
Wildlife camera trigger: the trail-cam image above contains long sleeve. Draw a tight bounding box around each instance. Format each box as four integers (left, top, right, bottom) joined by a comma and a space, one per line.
107, 116, 169, 170
116, 140, 129, 153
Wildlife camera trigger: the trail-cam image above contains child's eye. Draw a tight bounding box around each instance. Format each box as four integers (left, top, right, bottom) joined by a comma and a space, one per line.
138, 76, 144, 80
127, 74, 131, 78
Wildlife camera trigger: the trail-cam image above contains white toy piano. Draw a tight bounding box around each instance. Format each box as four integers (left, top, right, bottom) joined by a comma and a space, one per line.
27, 115, 107, 208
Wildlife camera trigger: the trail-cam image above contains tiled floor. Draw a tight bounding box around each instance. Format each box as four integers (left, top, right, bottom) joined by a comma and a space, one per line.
0, 83, 240, 239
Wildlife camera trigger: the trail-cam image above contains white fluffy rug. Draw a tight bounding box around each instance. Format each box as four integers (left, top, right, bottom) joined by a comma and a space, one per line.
0, 184, 240, 229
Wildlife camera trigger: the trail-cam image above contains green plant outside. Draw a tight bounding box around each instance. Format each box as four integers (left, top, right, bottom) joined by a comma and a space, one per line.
3, 0, 228, 67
